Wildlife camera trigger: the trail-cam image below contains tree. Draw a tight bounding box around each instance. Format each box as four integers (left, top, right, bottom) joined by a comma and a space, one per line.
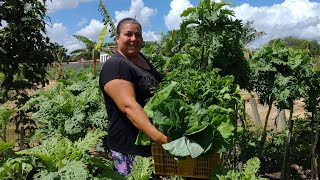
270, 36, 320, 57
70, 35, 97, 61
51, 43, 68, 80
0, 0, 55, 103
71, 26, 107, 75
242, 20, 266, 46
70, 0, 116, 75
251, 39, 317, 179
180, 0, 250, 89
0, 0, 55, 153
241, 20, 265, 60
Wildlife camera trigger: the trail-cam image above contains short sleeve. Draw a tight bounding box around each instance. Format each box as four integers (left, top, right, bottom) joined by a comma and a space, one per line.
99, 58, 135, 88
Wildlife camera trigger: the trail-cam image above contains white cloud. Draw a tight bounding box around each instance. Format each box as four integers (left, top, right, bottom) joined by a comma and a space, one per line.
143, 31, 161, 42
46, 0, 95, 13
114, 0, 157, 28
46, 19, 110, 53
46, 23, 83, 53
75, 19, 105, 42
77, 18, 89, 27
164, 0, 193, 30
233, 0, 320, 48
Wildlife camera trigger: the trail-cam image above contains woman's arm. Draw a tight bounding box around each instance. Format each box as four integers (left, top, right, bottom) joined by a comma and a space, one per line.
104, 79, 169, 145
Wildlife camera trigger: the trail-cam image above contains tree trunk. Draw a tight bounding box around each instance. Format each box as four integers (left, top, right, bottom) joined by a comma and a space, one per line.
281, 105, 294, 180
92, 50, 97, 75
311, 110, 319, 180
19, 126, 24, 150
250, 98, 262, 127
259, 99, 273, 156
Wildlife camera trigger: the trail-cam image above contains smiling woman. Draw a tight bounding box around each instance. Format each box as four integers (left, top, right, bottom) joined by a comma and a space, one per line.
99, 18, 168, 177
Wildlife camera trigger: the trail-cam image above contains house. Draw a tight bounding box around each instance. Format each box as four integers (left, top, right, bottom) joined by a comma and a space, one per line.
99, 46, 117, 63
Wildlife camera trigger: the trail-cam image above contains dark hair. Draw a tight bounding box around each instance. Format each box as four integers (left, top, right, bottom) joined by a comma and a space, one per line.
116, 18, 142, 35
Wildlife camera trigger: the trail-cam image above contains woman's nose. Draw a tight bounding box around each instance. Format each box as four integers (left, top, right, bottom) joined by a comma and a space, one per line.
130, 35, 137, 41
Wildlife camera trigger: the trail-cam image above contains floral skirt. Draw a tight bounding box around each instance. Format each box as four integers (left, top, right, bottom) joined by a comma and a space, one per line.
110, 150, 135, 177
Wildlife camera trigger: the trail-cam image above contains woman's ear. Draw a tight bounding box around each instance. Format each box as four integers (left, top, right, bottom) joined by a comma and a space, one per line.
115, 35, 119, 44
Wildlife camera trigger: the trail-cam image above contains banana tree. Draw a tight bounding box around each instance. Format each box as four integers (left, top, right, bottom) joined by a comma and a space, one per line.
51, 43, 67, 80
71, 27, 106, 75
71, 0, 115, 75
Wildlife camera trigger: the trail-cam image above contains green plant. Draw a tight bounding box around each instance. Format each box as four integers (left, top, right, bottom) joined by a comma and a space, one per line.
137, 70, 243, 157
128, 156, 153, 180
0, 129, 124, 180
215, 157, 267, 180
22, 70, 107, 142
0, 103, 19, 142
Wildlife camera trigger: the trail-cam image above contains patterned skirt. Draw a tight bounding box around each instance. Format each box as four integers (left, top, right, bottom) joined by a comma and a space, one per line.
110, 150, 135, 177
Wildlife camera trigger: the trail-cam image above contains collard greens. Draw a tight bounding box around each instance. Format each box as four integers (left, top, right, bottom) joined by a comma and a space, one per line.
136, 81, 238, 158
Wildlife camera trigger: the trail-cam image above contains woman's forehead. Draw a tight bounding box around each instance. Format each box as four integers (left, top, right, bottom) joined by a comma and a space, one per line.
120, 23, 141, 32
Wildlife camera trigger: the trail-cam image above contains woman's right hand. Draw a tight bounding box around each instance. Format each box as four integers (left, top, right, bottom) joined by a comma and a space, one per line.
155, 131, 169, 145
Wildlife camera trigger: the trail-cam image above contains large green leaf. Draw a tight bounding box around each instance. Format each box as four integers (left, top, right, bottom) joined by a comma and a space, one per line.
185, 123, 215, 153
144, 81, 178, 118
162, 136, 204, 158
95, 26, 107, 50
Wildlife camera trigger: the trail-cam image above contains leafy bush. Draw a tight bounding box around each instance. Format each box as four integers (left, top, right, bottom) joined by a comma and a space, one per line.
0, 129, 125, 180
23, 69, 108, 142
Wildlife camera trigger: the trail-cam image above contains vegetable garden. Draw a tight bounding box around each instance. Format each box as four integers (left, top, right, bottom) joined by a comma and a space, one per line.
1, 0, 320, 179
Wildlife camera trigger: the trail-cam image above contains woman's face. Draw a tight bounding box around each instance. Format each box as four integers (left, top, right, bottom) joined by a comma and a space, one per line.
116, 23, 143, 59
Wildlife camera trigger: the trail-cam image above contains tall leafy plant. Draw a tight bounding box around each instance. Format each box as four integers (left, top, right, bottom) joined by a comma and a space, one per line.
0, 0, 55, 152
251, 39, 316, 179
0, 0, 55, 101
180, 0, 250, 89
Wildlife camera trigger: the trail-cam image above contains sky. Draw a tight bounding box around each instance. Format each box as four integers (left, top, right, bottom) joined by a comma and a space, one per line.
38, 0, 320, 52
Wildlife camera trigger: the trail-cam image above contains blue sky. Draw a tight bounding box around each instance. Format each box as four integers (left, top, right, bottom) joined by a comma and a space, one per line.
43, 0, 320, 52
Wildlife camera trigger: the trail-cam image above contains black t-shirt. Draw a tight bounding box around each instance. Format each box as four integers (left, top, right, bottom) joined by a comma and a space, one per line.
99, 51, 162, 156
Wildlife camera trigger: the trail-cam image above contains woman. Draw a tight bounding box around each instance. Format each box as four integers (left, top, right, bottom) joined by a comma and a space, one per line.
99, 18, 168, 176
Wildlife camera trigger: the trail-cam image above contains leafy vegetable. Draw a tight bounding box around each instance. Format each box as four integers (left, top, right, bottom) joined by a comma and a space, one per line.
137, 70, 241, 157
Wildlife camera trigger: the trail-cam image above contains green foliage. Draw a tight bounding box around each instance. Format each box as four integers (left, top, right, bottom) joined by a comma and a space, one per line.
270, 36, 320, 57
250, 39, 314, 109
51, 43, 68, 80
0, 0, 55, 102
128, 156, 153, 180
0, 103, 19, 142
215, 157, 267, 180
71, 35, 97, 61
138, 67, 243, 157
231, 118, 311, 178
0, 142, 15, 155
163, 68, 242, 108
241, 20, 266, 46
0, 129, 121, 179
179, 0, 250, 89
22, 69, 108, 142
0, 156, 34, 179
98, 0, 116, 38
